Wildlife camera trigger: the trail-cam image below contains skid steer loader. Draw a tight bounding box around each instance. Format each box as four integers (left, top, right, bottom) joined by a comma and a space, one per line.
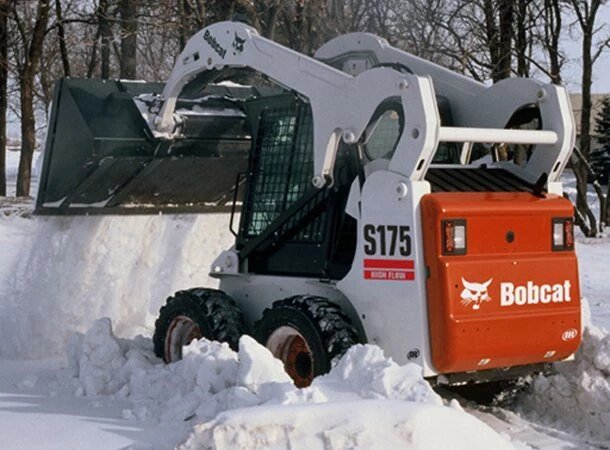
39, 21, 581, 388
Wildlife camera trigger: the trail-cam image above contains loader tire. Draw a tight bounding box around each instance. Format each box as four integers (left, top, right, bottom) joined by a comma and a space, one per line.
153, 288, 245, 363
253, 295, 360, 388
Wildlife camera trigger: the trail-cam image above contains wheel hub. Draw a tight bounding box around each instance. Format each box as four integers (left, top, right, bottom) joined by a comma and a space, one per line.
267, 326, 314, 387
165, 315, 202, 363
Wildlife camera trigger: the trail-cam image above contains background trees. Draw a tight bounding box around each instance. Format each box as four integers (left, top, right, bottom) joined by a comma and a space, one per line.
0, 0, 8, 196
594, 97, 610, 145
0, 0, 609, 234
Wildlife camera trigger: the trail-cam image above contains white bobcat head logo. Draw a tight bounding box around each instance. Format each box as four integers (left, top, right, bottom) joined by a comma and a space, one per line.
460, 278, 492, 310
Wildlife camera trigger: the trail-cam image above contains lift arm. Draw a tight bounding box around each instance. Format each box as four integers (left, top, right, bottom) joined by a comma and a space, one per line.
315, 33, 576, 184
154, 21, 442, 185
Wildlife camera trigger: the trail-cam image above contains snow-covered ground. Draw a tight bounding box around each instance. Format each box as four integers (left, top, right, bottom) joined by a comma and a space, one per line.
1, 152, 609, 449
3, 149, 39, 197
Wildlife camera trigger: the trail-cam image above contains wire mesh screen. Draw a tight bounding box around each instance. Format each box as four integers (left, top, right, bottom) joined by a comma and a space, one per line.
244, 101, 323, 241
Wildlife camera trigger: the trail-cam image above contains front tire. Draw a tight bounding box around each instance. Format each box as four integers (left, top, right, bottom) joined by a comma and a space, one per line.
253, 295, 361, 387
153, 288, 245, 363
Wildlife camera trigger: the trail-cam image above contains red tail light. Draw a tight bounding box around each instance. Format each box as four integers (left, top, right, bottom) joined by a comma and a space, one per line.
552, 217, 574, 251
442, 219, 467, 255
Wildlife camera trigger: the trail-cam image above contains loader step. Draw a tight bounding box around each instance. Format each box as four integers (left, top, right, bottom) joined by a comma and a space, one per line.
425, 167, 535, 193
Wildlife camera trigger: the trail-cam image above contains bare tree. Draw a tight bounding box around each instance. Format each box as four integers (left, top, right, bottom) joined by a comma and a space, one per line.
54, 0, 70, 76
0, 0, 7, 196
543, 0, 563, 83
497, 0, 514, 79
99, 0, 112, 79
12, 0, 51, 197
480, 0, 514, 81
514, 0, 533, 77
566, 0, 610, 235
119, 0, 137, 79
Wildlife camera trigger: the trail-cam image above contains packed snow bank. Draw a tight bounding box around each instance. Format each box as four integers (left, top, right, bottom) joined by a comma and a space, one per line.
65, 318, 440, 422
516, 324, 610, 442
182, 400, 512, 450
65, 319, 513, 449
0, 214, 234, 359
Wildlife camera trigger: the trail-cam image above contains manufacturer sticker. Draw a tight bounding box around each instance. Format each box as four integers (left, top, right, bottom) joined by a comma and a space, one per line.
500, 280, 572, 306
460, 278, 492, 310
459, 277, 574, 310
203, 30, 227, 59
233, 33, 246, 53
407, 349, 421, 360
363, 258, 414, 281
363, 224, 411, 257
562, 328, 578, 341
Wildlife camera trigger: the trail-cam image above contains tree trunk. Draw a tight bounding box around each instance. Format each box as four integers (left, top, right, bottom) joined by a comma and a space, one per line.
99, 0, 111, 79
515, 0, 528, 76
573, 19, 597, 236
55, 0, 70, 77
0, 0, 7, 196
87, 29, 99, 78
564, 0, 606, 235
580, 30, 593, 161
16, 0, 50, 197
482, 0, 500, 82
575, 29, 595, 234
178, 0, 188, 48
498, 0, 513, 79
546, 0, 562, 84
17, 78, 35, 197
119, 0, 137, 79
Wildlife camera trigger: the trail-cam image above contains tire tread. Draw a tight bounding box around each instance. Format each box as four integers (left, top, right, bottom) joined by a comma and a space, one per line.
153, 288, 245, 361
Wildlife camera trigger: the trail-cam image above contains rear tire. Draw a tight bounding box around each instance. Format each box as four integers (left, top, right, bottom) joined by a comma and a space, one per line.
153, 288, 245, 363
253, 295, 360, 387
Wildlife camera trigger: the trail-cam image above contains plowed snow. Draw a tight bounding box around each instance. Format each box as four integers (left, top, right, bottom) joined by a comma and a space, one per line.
65, 318, 512, 449
0, 155, 609, 449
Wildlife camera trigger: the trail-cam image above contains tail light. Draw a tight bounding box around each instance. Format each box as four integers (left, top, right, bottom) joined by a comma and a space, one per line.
442, 219, 467, 255
552, 217, 574, 251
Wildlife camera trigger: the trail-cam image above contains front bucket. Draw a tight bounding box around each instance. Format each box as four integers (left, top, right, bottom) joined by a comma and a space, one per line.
36, 78, 253, 215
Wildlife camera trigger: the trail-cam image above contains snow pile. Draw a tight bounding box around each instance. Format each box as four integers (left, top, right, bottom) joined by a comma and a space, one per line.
183, 401, 513, 450
516, 324, 610, 441
66, 318, 438, 422
66, 318, 291, 421
66, 319, 513, 449
182, 346, 508, 450
317, 344, 440, 404
0, 213, 234, 359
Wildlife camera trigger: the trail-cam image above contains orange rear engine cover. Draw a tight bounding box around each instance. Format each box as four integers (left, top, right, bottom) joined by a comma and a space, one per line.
421, 192, 581, 374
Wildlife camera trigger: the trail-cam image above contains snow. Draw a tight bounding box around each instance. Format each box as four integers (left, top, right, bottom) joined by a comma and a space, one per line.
0, 358, 191, 450
182, 401, 511, 450
0, 212, 234, 359
516, 324, 610, 444
1, 152, 610, 449
63, 318, 511, 449
3, 149, 39, 197
176, 106, 246, 117
577, 240, 610, 331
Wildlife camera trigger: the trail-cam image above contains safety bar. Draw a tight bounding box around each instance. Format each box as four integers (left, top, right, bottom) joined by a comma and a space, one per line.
438, 127, 558, 145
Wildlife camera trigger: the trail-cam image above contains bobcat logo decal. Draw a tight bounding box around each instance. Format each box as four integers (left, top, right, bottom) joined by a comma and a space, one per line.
233, 33, 246, 53
460, 278, 492, 310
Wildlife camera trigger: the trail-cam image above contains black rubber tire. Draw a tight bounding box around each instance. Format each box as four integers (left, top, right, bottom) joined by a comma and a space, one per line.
153, 288, 245, 363
253, 295, 361, 387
